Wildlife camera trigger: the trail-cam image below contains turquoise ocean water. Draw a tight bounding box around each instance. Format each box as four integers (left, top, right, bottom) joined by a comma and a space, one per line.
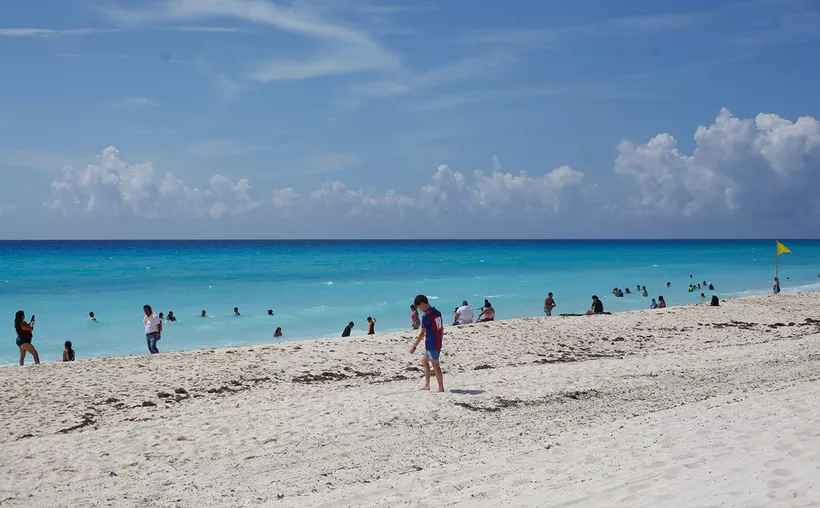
2, 240, 819, 366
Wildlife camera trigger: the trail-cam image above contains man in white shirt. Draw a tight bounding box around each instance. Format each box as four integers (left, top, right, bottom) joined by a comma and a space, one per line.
453, 300, 474, 325
143, 305, 163, 354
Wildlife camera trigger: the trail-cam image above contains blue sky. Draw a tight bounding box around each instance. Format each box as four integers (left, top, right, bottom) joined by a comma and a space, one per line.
1, 0, 819, 239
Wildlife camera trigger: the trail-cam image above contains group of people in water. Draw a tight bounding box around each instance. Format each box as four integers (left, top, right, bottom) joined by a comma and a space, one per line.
13, 272, 790, 366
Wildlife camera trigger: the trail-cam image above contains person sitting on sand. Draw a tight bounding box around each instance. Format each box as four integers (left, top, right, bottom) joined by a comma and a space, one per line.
88, 311, 97, 321
410, 294, 444, 393
642, 286, 648, 297
658, 296, 667, 308
410, 305, 420, 330
544, 293, 556, 317
453, 301, 474, 325
477, 301, 495, 322
650, 298, 658, 309
233, 307, 240, 316
201, 310, 207, 318
274, 327, 283, 337
267, 309, 274, 316
14, 310, 40, 366
342, 321, 354, 337
166, 311, 176, 322
773, 277, 781, 294
711, 295, 720, 306
586, 295, 604, 315
367, 316, 377, 335
63, 341, 75, 361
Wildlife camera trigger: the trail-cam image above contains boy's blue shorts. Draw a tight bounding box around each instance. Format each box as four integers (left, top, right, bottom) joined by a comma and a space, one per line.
424, 349, 441, 361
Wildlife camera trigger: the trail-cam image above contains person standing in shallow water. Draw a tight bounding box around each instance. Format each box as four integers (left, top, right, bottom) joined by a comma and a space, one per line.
773, 277, 781, 294
14, 310, 39, 366
367, 316, 377, 335
543, 293, 556, 316
410, 305, 420, 330
143, 305, 162, 354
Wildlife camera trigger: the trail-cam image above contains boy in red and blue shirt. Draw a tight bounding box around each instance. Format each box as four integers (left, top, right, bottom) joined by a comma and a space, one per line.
410, 294, 445, 392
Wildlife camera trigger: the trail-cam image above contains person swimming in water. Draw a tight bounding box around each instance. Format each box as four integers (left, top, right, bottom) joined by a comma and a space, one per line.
233, 307, 240, 316
201, 310, 207, 318
641, 286, 648, 297
274, 327, 283, 337
166, 311, 177, 322
267, 309, 274, 316
88, 311, 97, 321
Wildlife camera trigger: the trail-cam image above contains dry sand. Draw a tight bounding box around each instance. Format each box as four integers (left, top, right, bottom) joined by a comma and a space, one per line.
2, 293, 820, 507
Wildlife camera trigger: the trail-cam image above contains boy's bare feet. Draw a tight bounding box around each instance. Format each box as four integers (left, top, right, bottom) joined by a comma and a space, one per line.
420, 386, 430, 391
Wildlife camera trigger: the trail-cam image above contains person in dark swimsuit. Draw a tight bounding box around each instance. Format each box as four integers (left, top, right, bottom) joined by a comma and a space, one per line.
14, 310, 40, 366
367, 316, 377, 335
63, 341, 75, 361
342, 321, 354, 337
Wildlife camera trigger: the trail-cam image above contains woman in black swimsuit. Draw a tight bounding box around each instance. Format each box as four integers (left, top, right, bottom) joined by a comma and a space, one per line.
14, 310, 40, 366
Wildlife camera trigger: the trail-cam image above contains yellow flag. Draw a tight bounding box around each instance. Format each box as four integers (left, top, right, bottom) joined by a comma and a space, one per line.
777, 241, 791, 256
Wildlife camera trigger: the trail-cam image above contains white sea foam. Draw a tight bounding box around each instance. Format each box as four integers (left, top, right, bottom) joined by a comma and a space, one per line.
429, 296, 439, 300
325, 281, 334, 285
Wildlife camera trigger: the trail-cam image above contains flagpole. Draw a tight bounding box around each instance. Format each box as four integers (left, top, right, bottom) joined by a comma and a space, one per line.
775, 239, 779, 280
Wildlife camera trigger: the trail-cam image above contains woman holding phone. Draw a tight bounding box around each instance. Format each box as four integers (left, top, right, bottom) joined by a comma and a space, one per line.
14, 310, 40, 366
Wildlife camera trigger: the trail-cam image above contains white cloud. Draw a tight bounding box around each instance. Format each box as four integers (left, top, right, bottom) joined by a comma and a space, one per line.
47, 147, 259, 219
101, 0, 401, 82
35, 149, 580, 224
272, 188, 302, 209
615, 108, 820, 217
286, 158, 586, 219
0, 26, 245, 37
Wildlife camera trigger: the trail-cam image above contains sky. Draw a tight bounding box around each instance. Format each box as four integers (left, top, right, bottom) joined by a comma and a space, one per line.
1, 0, 819, 239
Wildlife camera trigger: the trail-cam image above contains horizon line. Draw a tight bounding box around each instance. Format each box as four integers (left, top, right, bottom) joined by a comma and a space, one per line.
0, 238, 815, 242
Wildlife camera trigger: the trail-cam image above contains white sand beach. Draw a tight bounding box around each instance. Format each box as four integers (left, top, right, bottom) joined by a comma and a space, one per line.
2, 293, 820, 507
